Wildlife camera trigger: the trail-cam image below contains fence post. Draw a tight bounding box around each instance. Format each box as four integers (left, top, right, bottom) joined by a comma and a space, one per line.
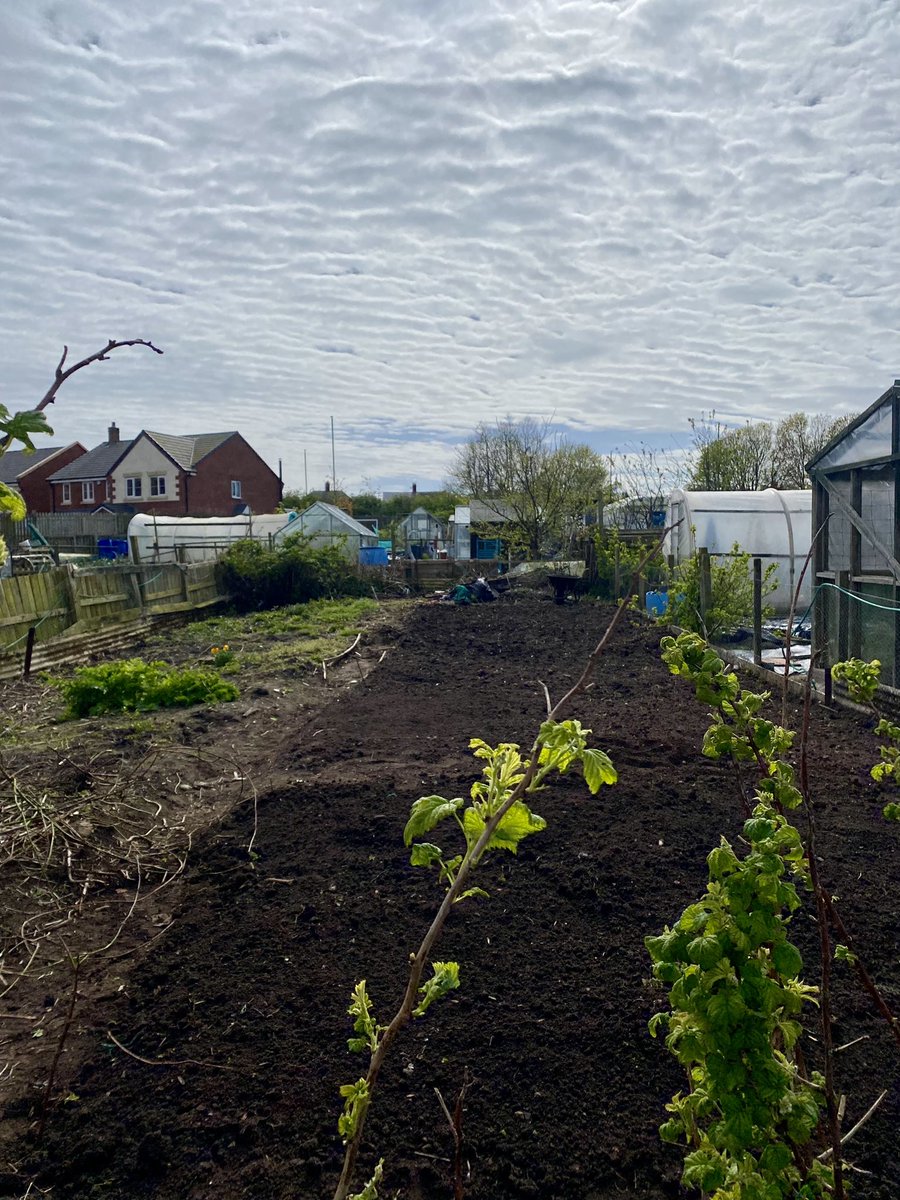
752, 557, 762, 666
23, 626, 36, 679
698, 547, 712, 632
837, 569, 850, 662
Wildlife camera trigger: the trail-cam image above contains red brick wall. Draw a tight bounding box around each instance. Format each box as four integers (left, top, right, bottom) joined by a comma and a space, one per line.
183, 434, 282, 515
19, 445, 87, 511
50, 476, 111, 512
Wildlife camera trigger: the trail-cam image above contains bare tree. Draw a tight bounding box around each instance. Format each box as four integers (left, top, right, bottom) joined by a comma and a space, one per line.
451, 417, 608, 558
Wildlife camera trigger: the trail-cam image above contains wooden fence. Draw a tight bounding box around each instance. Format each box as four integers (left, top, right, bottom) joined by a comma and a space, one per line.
0, 562, 226, 679
0, 511, 132, 554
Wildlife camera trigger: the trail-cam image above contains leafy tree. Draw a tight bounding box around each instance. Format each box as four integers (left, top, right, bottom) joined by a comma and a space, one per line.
689, 411, 852, 491
451, 417, 609, 559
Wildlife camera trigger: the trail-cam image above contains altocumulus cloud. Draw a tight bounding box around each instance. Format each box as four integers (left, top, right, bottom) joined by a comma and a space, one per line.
1, 0, 899, 491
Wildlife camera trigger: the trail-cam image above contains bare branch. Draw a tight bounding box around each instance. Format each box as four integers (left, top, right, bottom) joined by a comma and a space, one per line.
37, 338, 164, 412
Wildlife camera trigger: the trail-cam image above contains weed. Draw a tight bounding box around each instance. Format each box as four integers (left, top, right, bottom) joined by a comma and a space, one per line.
53, 659, 239, 718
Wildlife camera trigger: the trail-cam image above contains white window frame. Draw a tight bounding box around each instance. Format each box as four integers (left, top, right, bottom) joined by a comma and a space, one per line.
82, 481, 95, 503
126, 476, 142, 498
150, 475, 167, 497
61, 483, 71, 505
231, 480, 242, 499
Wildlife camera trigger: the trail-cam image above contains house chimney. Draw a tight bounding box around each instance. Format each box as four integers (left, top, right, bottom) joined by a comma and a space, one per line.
108, 422, 120, 444
411, 482, 417, 495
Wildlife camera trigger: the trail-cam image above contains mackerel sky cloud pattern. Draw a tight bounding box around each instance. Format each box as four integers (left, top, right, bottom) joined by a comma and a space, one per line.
1, 1, 899, 491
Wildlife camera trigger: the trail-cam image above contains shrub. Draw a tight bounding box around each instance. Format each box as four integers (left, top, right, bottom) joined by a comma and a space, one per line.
217, 535, 369, 612
592, 528, 664, 600
668, 542, 777, 639
54, 658, 239, 718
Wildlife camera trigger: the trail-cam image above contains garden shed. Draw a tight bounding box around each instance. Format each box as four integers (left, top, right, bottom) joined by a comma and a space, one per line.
294, 501, 378, 561
809, 380, 900, 686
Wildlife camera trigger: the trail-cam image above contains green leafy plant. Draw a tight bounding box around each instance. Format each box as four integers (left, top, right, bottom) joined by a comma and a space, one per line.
832, 658, 900, 821
592, 527, 664, 601
209, 643, 236, 668
669, 542, 777, 639
334, 721, 616, 1199
53, 658, 239, 718
650, 633, 837, 1199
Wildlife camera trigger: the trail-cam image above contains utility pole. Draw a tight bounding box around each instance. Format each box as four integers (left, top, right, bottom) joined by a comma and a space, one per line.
304, 449, 308, 494
331, 416, 337, 489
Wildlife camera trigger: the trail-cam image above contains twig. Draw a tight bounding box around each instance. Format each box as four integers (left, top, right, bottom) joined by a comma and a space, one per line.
835, 1035, 870, 1054
34, 950, 80, 1142
538, 681, 552, 716
323, 633, 362, 668
105, 1029, 234, 1070
818, 1091, 888, 1161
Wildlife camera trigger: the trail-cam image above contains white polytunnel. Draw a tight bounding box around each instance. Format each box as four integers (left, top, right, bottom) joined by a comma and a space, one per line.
664, 489, 812, 615
127, 512, 301, 564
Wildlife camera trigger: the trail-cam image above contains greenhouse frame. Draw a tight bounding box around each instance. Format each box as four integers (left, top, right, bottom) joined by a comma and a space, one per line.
809, 380, 900, 687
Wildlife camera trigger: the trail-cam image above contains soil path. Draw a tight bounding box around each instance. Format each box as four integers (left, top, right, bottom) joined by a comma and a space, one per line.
10, 596, 900, 1199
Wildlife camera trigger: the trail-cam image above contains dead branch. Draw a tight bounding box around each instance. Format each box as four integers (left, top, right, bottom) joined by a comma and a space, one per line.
37, 339, 163, 412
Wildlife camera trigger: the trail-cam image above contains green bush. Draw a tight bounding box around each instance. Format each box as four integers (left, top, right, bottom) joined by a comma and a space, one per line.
592, 528, 664, 600
668, 542, 777, 639
217, 535, 369, 612
54, 658, 239, 718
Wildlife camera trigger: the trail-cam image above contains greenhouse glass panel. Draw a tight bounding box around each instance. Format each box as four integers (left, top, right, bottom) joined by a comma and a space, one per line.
815, 402, 892, 470
856, 582, 896, 688
826, 474, 852, 572
859, 465, 895, 572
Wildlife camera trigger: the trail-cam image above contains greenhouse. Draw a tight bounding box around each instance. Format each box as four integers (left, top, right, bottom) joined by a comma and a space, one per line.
809, 380, 900, 687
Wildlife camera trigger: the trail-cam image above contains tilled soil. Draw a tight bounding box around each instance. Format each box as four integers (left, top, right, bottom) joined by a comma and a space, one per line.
9, 595, 900, 1199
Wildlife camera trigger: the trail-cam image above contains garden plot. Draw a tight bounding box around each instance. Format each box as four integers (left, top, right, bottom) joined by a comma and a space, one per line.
2, 596, 899, 1200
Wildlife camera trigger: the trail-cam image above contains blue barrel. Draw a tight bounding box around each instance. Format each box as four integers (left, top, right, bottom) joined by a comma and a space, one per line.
645, 590, 668, 617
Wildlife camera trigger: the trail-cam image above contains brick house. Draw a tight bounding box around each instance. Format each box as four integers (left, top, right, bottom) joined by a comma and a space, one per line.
47, 424, 282, 516
0, 444, 87, 512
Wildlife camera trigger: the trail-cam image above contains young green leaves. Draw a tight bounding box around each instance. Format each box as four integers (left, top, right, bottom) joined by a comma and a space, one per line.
403, 721, 616, 897
651, 632, 833, 1200
347, 981, 380, 1055
832, 658, 900, 822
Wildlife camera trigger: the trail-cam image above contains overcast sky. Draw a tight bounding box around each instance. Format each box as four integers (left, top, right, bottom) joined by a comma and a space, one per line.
2, 1, 899, 494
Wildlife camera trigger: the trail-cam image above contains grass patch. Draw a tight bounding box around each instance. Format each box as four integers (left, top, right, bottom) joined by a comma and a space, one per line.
174, 597, 379, 647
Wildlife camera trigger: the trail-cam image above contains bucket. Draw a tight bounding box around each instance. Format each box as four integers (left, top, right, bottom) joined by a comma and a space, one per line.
645, 590, 668, 617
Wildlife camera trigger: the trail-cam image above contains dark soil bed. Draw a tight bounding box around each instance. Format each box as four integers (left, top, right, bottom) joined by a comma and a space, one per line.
7, 596, 900, 1199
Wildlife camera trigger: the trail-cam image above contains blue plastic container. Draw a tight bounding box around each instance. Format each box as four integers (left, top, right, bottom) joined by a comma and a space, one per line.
645, 589, 668, 617
359, 546, 389, 566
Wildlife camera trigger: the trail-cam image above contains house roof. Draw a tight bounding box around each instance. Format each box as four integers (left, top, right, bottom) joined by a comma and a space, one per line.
302, 501, 376, 537
48, 429, 237, 482
49, 439, 134, 482
456, 498, 515, 523
0, 447, 68, 485
145, 431, 235, 470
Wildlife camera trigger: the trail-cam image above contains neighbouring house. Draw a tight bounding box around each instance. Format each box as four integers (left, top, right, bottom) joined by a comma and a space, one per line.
296, 501, 378, 561
397, 506, 447, 555
451, 499, 515, 560
47, 423, 282, 516
0, 444, 87, 512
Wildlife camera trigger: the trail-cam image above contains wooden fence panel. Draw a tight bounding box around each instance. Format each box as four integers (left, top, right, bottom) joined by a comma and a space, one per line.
0, 568, 72, 652
0, 561, 226, 670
